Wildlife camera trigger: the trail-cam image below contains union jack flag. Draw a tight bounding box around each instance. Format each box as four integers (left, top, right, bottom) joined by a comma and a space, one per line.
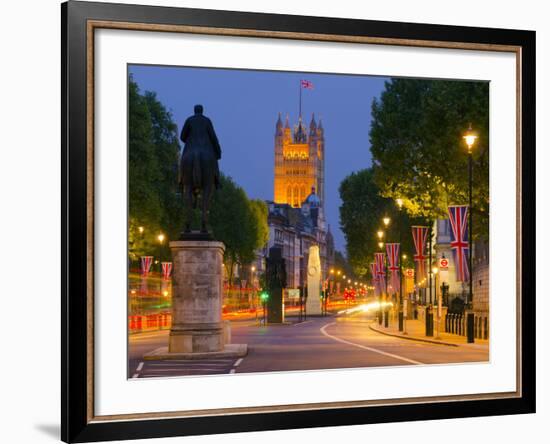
301, 79, 314, 89
386, 243, 400, 294
370, 262, 379, 297
411, 226, 429, 284
140, 256, 153, 275
374, 252, 386, 294
448, 205, 470, 282
161, 262, 173, 280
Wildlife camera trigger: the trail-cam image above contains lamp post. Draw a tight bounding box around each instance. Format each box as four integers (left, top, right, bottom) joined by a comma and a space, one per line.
377, 230, 384, 325
157, 233, 165, 271
432, 266, 441, 339
396, 199, 404, 331
463, 123, 478, 343
382, 217, 390, 327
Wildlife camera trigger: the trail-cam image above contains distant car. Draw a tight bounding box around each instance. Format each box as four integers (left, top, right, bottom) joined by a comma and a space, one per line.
343, 289, 356, 301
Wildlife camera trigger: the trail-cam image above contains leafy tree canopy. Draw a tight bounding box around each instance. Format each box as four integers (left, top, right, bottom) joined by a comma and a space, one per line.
369, 78, 489, 239
209, 175, 269, 284
339, 168, 420, 279
128, 78, 181, 262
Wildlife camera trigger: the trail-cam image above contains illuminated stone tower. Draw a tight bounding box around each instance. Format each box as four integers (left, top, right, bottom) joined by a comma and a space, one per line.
274, 113, 325, 208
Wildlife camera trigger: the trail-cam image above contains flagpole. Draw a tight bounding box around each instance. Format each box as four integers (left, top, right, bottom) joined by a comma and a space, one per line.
299, 80, 302, 119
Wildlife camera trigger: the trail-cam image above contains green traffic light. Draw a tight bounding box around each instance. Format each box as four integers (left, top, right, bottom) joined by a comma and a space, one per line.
260, 292, 269, 301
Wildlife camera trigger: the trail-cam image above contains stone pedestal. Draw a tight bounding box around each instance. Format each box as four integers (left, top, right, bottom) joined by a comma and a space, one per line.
306, 245, 322, 316
169, 240, 225, 353
144, 237, 247, 361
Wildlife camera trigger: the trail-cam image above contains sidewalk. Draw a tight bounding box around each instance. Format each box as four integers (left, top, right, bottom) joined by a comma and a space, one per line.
369, 319, 489, 348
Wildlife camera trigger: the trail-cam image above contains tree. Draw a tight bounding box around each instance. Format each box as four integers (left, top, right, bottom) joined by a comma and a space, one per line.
339, 168, 419, 278
128, 78, 181, 262
209, 175, 268, 285
370, 78, 489, 239
249, 199, 269, 253
143, 91, 183, 242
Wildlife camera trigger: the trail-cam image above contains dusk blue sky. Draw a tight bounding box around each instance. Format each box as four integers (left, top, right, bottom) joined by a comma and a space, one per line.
129, 65, 388, 253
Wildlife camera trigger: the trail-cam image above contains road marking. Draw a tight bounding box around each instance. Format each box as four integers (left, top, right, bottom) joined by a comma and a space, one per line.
136, 362, 144, 372
294, 320, 313, 326
234, 358, 243, 367
132, 373, 140, 378
147, 362, 230, 367
320, 323, 424, 365
141, 368, 222, 372
230, 369, 236, 374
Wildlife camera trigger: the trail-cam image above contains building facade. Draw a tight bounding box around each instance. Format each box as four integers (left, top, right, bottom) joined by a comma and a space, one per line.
273, 113, 325, 209
253, 113, 333, 292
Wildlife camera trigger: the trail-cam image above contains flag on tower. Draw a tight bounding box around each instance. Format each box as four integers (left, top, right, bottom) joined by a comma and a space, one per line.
411, 226, 429, 284
448, 205, 470, 282
301, 79, 314, 89
386, 243, 400, 294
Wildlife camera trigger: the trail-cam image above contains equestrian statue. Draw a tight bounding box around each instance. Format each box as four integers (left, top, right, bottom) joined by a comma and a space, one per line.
178, 104, 221, 236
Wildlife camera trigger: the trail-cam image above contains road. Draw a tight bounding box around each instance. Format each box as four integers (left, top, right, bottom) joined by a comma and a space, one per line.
128, 312, 489, 379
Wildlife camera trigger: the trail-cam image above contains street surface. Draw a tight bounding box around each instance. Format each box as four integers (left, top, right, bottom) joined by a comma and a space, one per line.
128, 311, 489, 379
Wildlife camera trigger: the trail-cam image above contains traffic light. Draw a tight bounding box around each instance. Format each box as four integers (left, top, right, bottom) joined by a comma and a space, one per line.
260, 291, 269, 302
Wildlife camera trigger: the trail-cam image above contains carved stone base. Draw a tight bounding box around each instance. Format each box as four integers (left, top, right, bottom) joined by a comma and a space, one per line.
168, 240, 228, 354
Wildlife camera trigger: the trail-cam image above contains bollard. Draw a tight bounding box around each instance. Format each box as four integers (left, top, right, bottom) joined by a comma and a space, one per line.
426, 312, 434, 337
466, 312, 475, 343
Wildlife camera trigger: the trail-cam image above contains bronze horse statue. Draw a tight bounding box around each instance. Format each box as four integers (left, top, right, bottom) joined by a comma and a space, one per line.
178, 104, 221, 234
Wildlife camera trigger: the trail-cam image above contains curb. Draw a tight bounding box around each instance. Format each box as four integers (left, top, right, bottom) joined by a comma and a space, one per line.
369, 323, 459, 347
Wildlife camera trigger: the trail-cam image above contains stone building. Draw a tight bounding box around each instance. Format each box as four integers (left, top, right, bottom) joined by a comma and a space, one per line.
252, 113, 333, 292
273, 113, 325, 210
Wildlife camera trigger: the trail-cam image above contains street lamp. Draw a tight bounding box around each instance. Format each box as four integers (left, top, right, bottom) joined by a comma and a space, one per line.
396, 198, 404, 332
378, 242, 384, 249
383, 216, 391, 227
463, 123, 477, 344
377, 230, 384, 240
432, 266, 441, 339
157, 233, 166, 268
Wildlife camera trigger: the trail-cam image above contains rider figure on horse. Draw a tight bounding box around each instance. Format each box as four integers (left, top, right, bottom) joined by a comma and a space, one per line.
178, 104, 221, 234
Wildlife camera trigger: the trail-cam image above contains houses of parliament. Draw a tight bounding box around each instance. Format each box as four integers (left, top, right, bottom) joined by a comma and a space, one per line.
273, 113, 325, 210
258, 113, 334, 291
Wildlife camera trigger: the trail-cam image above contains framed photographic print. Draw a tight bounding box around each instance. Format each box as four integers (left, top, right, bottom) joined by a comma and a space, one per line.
62, 0, 536, 442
